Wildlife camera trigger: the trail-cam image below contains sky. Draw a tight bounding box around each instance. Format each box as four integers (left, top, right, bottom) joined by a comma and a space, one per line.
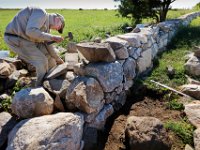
0, 0, 199, 9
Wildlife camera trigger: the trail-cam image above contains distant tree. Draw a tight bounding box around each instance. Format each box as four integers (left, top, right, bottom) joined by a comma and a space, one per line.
194, 2, 200, 10
114, 0, 176, 24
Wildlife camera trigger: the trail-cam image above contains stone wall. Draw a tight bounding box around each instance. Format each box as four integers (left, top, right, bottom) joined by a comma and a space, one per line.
1, 11, 200, 150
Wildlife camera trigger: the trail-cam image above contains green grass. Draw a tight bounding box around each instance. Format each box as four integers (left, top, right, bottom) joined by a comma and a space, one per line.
164, 120, 195, 145
0, 8, 195, 51
0, 9, 131, 50
166, 9, 194, 19
166, 99, 184, 110
145, 17, 200, 90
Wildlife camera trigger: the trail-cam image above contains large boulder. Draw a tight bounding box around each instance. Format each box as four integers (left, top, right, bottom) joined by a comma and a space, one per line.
11, 87, 54, 118
7, 113, 84, 150
76, 42, 116, 62
125, 116, 171, 150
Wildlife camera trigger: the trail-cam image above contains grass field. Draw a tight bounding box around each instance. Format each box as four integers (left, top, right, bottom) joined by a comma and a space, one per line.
0, 8, 194, 51
0, 9, 132, 50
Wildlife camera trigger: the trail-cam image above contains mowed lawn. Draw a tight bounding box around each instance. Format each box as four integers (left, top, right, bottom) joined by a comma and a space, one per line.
0, 9, 131, 50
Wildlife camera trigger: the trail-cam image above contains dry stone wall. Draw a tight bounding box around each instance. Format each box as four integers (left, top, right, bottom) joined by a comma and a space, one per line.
1, 11, 200, 150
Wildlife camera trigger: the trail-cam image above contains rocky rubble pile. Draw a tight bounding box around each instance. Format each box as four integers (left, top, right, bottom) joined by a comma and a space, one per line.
0, 11, 200, 150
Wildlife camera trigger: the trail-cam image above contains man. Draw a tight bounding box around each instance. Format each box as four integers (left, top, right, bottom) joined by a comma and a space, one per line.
4, 6, 65, 86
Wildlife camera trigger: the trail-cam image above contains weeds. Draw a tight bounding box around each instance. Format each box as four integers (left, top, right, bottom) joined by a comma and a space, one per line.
0, 97, 12, 112
164, 120, 195, 145
166, 99, 184, 110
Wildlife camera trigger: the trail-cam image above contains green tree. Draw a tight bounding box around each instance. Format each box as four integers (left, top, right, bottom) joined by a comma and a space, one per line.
114, 0, 176, 24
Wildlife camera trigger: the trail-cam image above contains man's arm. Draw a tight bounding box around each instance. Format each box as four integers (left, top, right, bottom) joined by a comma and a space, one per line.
45, 44, 64, 64
25, 9, 53, 42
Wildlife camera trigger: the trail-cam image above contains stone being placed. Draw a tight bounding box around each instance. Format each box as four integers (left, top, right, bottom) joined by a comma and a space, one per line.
45, 63, 69, 79
7, 113, 84, 150
78, 61, 123, 92
65, 53, 79, 70
11, 87, 54, 118
67, 42, 78, 53
66, 77, 104, 114
76, 42, 116, 62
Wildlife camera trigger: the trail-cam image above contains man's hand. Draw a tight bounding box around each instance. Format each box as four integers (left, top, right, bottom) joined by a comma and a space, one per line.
56, 57, 64, 64
51, 35, 64, 43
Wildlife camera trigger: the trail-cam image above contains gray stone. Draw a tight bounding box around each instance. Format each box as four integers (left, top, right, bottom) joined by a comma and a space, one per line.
184, 56, 200, 76
185, 144, 194, 150
117, 34, 141, 48
7, 113, 84, 150
45, 63, 68, 79
67, 42, 78, 53
184, 101, 200, 128
124, 80, 134, 91
0, 61, 15, 78
123, 58, 136, 80
114, 46, 129, 60
0, 57, 23, 70
43, 79, 71, 99
66, 77, 104, 114
65, 71, 76, 82
105, 36, 129, 48
11, 87, 54, 118
0, 94, 10, 101
0, 112, 17, 147
137, 48, 152, 74
128, 47, 142, 60
181, 84, 200, 100
80, 62, 123, 92
194, 128, 200, 150
104, 91, 117, 104
88, 104, 114, 130
76, 42, 116, 62
65, 53, 79, 70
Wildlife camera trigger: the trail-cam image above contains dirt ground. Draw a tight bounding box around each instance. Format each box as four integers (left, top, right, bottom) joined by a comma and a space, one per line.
101, 87, 186, 150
